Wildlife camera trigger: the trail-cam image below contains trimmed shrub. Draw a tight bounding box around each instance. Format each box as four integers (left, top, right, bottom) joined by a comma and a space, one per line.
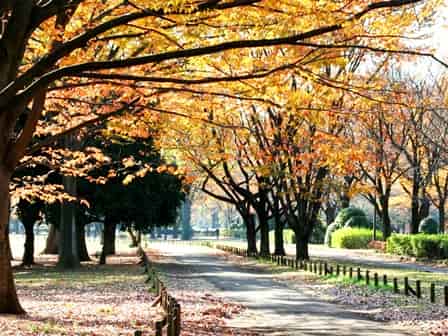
386, 234, 413, 256
335, 207, 370, 229
331, 228, 383, 249
387, 233, 448, 258
419, 217, 439, 234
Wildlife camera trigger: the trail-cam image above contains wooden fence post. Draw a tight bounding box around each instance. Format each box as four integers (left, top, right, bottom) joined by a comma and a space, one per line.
374, 273, 378, 287
430, 283, 436, 303
404, 277, 409, 296
416, 280, 421, 298
383, 274, 387, 287
393, 278, 399, 293
357, 268, 361, 281
445, 286, 448, 306
365, 270, 370, 285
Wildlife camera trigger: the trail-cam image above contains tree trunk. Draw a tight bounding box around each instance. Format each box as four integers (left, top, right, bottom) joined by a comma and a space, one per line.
245, 214, 257, 256
57, 174, 79, 269
258, 213, 270, 257
22, 220, 35, 266
77, 223, 90, 262
295, 234, 310, 260
42, 223, 59, 254
380, 195, 392, 239
103, 217, 116, 256
273, 217, 285, 256
127, 227, 138, 247
439, 204, 445, 234
0, 166, 24, 314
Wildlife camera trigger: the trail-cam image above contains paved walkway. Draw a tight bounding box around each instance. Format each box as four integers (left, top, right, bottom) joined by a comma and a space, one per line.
149, 242, 417, 336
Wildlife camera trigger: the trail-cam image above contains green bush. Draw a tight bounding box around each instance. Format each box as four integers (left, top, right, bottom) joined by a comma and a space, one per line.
387, 233, 448, 258
334, 207, 370, 229
331, 228, 382, 249
419, 217, 439, 234
386, 234, 413, 255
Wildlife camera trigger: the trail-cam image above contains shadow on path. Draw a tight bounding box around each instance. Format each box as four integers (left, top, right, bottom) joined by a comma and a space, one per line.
150, 243, 417, 336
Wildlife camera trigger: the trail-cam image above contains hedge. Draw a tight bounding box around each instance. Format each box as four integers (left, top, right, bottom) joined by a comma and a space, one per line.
331, 228, 383, 249
387, 233, 448, 258
334, 207, 370, 229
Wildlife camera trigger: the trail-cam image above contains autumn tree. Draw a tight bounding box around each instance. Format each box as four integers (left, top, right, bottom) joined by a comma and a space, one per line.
0, 0, 443, 314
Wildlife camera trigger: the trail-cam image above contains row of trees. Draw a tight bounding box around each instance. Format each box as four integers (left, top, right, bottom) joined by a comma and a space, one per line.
0, 0, 443, 315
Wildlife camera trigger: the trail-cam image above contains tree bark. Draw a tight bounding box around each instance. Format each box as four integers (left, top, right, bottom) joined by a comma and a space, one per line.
22, 220, 35, 266
245, 214, 257, 256
42, 223, 59, 254
103, 216, 116, 256
0, 166, 24, 314
380, 194, 392, 239
295, 234, 310, 260
57, 174, 79, 269
127, 227, 138, 247
273, 217, 285, 256
77, 223, 90, 262
439, 205, 445, 234
258, 213, 270, 257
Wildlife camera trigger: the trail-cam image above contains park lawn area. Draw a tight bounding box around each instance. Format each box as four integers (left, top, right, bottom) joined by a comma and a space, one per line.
1, 254, 159, 336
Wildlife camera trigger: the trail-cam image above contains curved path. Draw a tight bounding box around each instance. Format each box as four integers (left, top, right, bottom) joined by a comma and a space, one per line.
149, 242, 417, 336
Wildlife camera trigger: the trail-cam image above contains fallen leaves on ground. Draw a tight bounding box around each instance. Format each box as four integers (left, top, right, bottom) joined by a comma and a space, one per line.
1, 254, 159, 336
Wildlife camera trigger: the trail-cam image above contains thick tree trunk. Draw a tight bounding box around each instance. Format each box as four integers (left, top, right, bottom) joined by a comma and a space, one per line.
380, 195, 392, 239
103, 217, 116, 256
127, 227, 138, 247
245, 214, 257, 256
22, 221, 35, 266
42, 224, 59, 254
0, 166, 24, 314
439, 205, 445, 234
295, 234, 310, 260
77, 223, 90, 262
258, 213, 270, 257
273, 217, 285, 256
57, 174, 79, 269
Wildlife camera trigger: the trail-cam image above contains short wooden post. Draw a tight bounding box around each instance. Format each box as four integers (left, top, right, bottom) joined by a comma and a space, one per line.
349, 267, 353, 279
444, 286, 448, 306
393, 278, 399, 293
324, 262, 328, 275
430, 283, 436, 303
365, 270, 370, 285
318, 262, 323, 275
343, 265, 346, 276
416, 280, 421, 298
374, 273, 379, 287
383, 274, 388, 287
404, 277, 409, 296
357, 268, 361, 281
155, 321, 164, 336
336, 265, 340, 276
